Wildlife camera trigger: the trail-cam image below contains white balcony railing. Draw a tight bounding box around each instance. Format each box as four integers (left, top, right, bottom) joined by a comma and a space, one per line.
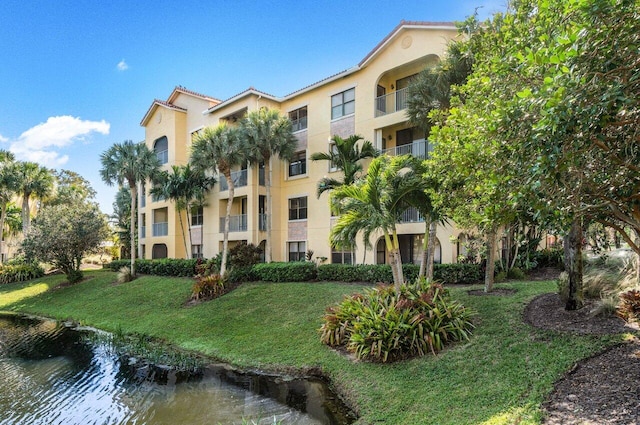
400, 207, 424, 223
375, 87, 409, 117
382, 140, 430, 159
219, 169, 248, 191
219, 214, 248, 232
259, 213, 267, 231
152, 222, 168, 237
291, 116, 307, 132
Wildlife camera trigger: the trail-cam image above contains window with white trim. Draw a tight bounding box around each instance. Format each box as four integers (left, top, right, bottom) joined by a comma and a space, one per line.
289, 106, 307, 132
154, 136, 168, 164
288, 151, 307, 177
288, 241, 306, 262
288, 197, 308, 220
332, 248, 354, 265
191, 206, 203, 226
331, 88, 355, 119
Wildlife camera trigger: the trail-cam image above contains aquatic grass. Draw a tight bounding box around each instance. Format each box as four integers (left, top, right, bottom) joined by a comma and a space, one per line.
0, 271, 627, 424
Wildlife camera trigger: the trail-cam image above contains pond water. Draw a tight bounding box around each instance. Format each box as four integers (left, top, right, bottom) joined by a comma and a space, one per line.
0, 313, 353, 425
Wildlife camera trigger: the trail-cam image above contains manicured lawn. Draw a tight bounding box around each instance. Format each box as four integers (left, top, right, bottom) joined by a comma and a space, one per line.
0, 270, 626, 424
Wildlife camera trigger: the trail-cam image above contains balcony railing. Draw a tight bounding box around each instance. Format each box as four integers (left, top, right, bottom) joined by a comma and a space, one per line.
140, 225, 146, 239
219, 214, 248, 232
291, 116, 307, 132
399, 207, 424, 223
259, 213, 267, 231
375, 87, 409, 117
152, 222, 168, 237
259, 168, 265, 186
219, 169, 248, 191
382, 140, 430, 159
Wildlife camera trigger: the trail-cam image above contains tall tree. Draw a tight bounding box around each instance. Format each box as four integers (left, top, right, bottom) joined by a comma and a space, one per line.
22, 199, 109, 283
45, 169, 97, 206
331, 155, 420, 290
190, 123, 243, 276
241, 108, 296, 263
152, 164, 215, 259
112, 186, 132, 260
0, 151, 18, 263
310, 134, 379, 197
100, 140, 161, 278
14, 162, 54, 234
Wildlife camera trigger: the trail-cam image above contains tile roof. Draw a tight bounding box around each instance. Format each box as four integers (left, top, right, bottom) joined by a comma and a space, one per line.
140, 99, 188, 126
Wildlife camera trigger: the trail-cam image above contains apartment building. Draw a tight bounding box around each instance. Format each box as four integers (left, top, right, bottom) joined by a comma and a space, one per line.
139, 21, 469, 265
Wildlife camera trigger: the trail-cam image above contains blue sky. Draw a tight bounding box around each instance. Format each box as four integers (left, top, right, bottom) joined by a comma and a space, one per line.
0, 0, 505, 215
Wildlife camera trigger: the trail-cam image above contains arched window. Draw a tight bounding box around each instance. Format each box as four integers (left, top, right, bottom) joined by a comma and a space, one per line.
152, 244, 168, 259
154, 136, 168, 164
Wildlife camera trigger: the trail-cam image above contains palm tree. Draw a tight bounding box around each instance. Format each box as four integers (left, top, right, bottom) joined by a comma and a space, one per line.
112, 186, 132, 260
331, 155, 418, 290
100, 140, 161, 278
0, 151, 18, 263
14, 161, 54, 234
152, 164, 215, 259
241, 108, 296, 263
310, 134, 379, 197
190, 123, 244, 276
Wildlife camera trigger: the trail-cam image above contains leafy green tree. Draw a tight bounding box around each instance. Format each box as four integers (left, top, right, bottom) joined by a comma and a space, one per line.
241, 108, 296, 262
190, 123, 244, 276
310, 134, 378, 197
100, 140, 161, 278
111, 186, 132, 259
22, 199, 109, 283
14, 161, 54, 234
152, 164, 215, 260
0, 151, 18, 263
45, 169, 97, 206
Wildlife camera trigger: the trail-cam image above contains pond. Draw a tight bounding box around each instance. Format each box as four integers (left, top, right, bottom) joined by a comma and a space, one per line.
0, 313, 354, 425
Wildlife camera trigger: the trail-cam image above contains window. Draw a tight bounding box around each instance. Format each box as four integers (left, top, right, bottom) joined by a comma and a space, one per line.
328, 142, 339, 172
289, 196, 307, 220
191, 206, 203, 226
288, 241, 306, 262
140, 183, 146, 207
154, 136, 168, 164
289, 106, 307, 132
288, 151, 306, 177
191, 244, 203, 259
152, 243, 168, 259
332, 248, 354, 265
331, 88, 355, 119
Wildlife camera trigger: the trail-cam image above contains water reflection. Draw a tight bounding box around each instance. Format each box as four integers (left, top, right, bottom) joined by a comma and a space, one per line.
0, 313, 353, 425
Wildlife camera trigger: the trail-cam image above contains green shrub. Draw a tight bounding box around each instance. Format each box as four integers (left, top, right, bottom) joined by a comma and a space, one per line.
252, 262, 317, 282
316, 263, 481, 285
117, 266, 134, 284
66, 269, 84, 284
320, 277, 475, 362
226, 266, 257, 283
507, 267, 526, 280
434, 263, 482, 284
107, 259, 198, 277
0, 262, 45, 284
229, 244, 262, 269
531, 248, 564, 269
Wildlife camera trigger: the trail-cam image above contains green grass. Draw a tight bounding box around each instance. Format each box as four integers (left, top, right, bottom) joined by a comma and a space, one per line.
0, 270, 628, 424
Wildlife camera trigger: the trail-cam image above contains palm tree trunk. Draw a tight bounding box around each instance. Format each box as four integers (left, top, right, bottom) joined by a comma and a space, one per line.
384, 231, 398, 288
0, 202, 6, 264
264, 157, 272, 262
186, 202, 194, 258
426, 220, 437, 280
419, 219, 431, 278
178, 208, 189, 259
21, 193, 30, 234
129, 183, 137, 277
221, 172, 234, 277
484, 226, 497, 292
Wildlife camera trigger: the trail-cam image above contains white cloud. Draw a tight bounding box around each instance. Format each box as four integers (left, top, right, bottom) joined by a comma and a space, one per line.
9, 116, 110, 168
0, 134, 7, 143
117, 59, 129, 71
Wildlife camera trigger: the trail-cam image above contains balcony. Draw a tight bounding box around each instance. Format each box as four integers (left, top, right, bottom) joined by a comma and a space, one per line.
382, 140, 430, 159
140, 225, 146, 239
152, 222, 168, 237
375, 87, 409, 117
219, 169, 248, 191
291, 116, 307, 132
259, 167, 265, 186
219, 214, 248, 232
400, 207, 424, 224
259, 213, 267, 231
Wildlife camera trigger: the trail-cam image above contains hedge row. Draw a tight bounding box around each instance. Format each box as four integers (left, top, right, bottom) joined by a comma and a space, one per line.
0, 263, 45, 284
106, 258, 198, 277
316, 263, 482, 285
106, 258, 482, 285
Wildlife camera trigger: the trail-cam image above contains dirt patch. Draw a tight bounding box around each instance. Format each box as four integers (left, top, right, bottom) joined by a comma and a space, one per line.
524, 292, 640, 423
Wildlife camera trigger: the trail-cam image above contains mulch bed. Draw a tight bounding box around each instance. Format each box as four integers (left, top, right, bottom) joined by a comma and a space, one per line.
524, 292, 640, 424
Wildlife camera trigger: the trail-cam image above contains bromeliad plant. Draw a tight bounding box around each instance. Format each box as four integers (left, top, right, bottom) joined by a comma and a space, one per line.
320, 277, 475, 362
